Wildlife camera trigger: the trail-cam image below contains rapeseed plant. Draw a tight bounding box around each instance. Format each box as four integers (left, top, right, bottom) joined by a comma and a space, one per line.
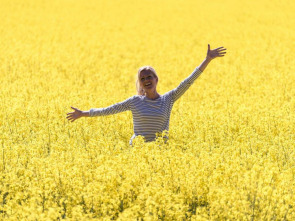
1, 0, 295, 219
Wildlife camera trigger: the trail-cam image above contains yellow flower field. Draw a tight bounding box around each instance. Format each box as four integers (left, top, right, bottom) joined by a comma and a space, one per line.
1, 0, 295, 219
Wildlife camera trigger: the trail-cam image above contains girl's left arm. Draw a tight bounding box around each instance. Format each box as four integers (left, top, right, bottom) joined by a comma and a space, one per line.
199, 44, 226, 72
171, 44, 226, 102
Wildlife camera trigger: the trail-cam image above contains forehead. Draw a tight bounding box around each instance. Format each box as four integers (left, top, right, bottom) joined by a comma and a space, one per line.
139, 70, 154, 77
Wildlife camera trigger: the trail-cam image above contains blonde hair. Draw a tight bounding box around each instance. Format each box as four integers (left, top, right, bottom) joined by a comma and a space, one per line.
136, 66, 158, 96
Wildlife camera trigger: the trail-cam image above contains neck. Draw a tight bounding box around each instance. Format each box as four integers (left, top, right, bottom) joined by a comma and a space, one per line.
145, 90, 160, 100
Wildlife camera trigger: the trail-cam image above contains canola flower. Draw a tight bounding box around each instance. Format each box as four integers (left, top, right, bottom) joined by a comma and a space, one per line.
1, 0, 295, 220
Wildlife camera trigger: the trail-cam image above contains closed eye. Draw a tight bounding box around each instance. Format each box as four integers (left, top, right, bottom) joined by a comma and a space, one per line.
141, 75, 152, 82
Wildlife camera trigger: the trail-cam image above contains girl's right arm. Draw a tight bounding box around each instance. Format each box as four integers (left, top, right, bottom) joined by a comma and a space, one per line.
89, 97, 133, 117
66, 96, 133, 122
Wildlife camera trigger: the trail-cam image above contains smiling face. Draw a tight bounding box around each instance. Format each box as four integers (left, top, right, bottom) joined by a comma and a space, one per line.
139, 69, 158, 93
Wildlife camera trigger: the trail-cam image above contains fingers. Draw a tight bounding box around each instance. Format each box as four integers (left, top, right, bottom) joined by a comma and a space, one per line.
216, 53, 226, 57
66, 114, 73, 119
213, 51, 226, 56
66, 107, 81, 122
218, 51, 226, 55
215, 47, 226, 57
217, 48, 226, 53
207, 45, 227, 58
215, 46, 225, 50
66, 110, 76, 122
66, 114, 74, 121
71, 106, 78, 111
66, 115, 76, 122
67, 107, 79, 115
69, 118, 76, 122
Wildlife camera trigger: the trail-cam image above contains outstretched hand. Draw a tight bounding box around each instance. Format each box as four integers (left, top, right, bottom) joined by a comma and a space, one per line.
207, 44, 226, 60
66, 107, 83, 122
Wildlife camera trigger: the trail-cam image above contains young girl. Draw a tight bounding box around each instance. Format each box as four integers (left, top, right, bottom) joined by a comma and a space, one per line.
66, 44, 226, 145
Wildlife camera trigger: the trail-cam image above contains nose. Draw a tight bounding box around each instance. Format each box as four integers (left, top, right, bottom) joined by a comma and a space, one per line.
142, 78, 150, 83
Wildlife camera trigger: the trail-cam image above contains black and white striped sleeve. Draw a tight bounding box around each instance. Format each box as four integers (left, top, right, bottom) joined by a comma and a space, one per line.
89, 96, 133, 117
170, 67, 203, 102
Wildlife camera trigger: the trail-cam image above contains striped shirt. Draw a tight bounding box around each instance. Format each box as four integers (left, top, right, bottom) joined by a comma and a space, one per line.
90, 67, 203, 144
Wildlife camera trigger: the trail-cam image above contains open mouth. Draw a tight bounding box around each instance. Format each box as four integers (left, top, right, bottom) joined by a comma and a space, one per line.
145, 83, 152, 86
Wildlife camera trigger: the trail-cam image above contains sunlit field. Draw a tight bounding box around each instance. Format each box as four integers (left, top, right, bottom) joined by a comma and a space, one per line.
1, 0, 295, 219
